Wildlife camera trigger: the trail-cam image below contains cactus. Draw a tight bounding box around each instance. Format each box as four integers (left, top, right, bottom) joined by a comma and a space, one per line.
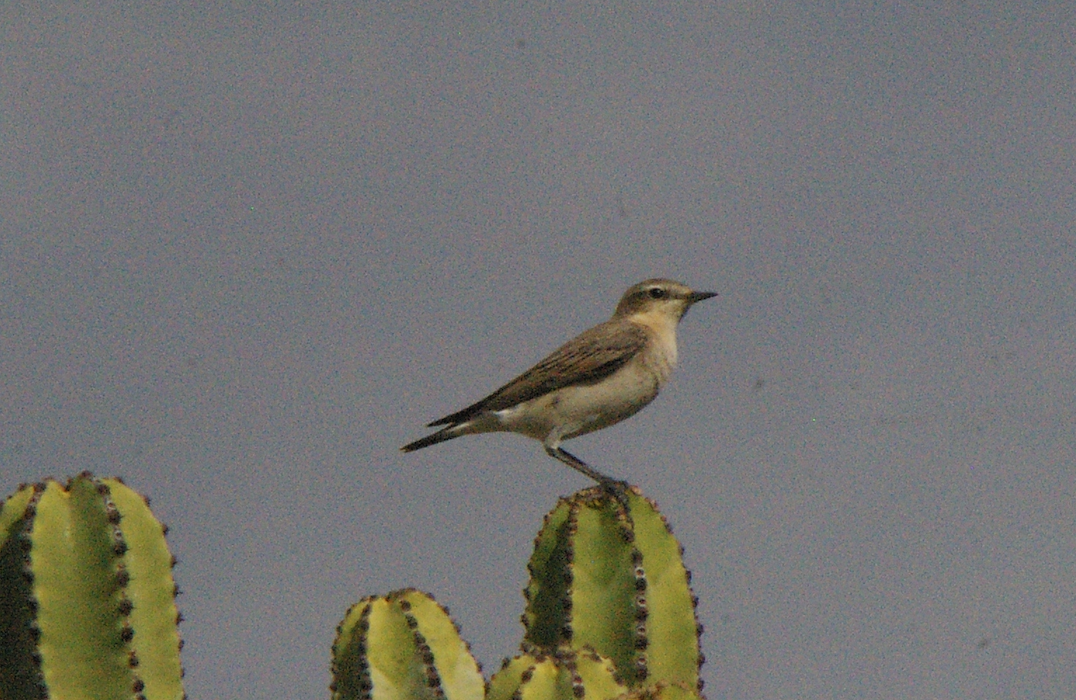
522, 486, 702, 692
331, 588, 485, 700
487, 648, 624, 700
0, 472, 184, 700
618, 681, 704, 700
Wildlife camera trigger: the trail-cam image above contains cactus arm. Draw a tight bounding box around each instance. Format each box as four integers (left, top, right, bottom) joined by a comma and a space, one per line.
33, 477, 134, 698
488, 650, 624, 700
522, 487, 703, 692
0, 485, 39, 699
108, 479, 185, 700
567, 498, 638, 680
331, 589, 483, 700
330, 597, 376, 700
629, 495, 701, 687
0, 474, 184, 700
365, 597, 428, 700
397, 590, 485, 700
522, 500, 573, 649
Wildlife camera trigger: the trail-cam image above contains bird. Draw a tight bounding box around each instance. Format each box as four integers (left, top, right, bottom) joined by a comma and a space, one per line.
401, 278, 716, 490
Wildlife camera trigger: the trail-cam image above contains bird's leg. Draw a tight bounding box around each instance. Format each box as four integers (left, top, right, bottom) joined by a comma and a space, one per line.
545, 446, 631, 510
545, 445, 616, 483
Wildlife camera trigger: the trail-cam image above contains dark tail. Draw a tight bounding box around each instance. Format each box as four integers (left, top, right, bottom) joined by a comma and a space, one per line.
401, 426, 459, 453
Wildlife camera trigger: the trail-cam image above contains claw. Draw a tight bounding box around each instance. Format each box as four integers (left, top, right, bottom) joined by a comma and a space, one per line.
598, 477, 631, 512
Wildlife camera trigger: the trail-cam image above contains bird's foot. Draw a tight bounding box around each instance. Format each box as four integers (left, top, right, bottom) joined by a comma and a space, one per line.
598, 477, 632, 512
547, 445, 633, 511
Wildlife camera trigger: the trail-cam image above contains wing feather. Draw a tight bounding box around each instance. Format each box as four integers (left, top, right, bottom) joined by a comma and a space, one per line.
428, 320, 648, 426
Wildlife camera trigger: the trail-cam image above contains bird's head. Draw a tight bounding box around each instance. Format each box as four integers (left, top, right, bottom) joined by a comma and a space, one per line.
613, 279, 717, 321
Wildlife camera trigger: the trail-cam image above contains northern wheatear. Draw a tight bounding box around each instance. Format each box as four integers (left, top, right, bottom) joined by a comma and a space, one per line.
401, 279, 716, 488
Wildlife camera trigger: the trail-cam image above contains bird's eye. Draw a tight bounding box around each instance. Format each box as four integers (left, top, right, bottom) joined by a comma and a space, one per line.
648, 287, 667, 299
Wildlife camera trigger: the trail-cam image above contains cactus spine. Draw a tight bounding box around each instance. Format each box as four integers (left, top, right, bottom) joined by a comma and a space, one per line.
0, 472, 184, 700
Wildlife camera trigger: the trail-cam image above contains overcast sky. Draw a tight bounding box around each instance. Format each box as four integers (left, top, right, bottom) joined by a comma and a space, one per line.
3, 3, 1075, 699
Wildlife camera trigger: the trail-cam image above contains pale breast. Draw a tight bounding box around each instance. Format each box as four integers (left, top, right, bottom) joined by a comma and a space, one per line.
630, 316, 679, 386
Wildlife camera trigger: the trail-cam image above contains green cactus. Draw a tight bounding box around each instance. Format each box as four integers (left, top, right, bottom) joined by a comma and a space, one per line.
622, 681, 704, 700
522, 486, 702, 692
331, 588, 485, 700
0, 472, 184, 700
487, 648, 625, 700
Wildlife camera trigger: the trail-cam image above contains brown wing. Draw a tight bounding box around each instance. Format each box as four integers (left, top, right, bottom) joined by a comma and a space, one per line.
428, 320, 648, 426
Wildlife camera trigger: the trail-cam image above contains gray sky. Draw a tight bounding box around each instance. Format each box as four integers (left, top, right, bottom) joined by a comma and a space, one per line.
3, 3, 1075, 699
